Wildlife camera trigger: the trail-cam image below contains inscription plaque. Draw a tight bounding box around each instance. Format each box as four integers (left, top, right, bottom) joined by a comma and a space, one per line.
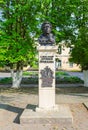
40, 56, 54, 63
40, 66, 54, 87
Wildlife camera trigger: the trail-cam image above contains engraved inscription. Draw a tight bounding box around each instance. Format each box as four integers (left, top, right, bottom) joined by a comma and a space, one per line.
40, 66, 54, 87
40, 56, 54, 63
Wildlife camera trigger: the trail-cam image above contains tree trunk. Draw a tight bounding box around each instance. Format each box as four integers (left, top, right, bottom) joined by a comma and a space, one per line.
83, 70, 88, 87
11, 69, 23, 88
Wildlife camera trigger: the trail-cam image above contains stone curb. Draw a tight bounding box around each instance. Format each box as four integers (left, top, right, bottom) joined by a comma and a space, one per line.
83, 102, 88, 110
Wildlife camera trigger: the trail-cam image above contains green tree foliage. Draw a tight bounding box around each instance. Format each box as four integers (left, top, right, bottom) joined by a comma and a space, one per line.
0, 0, 38, 70
37, 0, 88, 71
35, 0, 75, 43
0, 0, 40, 87
69, 0, 88, 70
0, 0, 88, 87
0, 0, 61, 70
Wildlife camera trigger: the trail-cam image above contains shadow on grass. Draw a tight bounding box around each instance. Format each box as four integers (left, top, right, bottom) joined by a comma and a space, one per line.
0, 103, 24, 124
0, 86, 88, 95
56, 86, 88, 94
0, 87, 38, 94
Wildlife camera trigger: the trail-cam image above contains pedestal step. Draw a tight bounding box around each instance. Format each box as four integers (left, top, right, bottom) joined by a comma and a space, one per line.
20, 104, 73, 124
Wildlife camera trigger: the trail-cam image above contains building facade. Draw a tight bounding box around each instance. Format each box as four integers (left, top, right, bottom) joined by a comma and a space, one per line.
55, 45, 80, 71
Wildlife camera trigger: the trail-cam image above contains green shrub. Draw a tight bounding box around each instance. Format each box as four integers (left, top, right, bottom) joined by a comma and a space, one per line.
56, 76, 84, 84
0, 78, 12, 84
56, 71, 69, 77
23, 71, 38, 77
21, 77, 38, 84
0, 72, 84, 85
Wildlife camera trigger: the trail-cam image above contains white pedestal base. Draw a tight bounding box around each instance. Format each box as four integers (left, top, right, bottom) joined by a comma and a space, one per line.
39, 89, 55, 108
20, 104, 73, 124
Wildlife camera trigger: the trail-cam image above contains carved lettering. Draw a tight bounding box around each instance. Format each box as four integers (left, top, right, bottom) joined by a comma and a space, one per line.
40, 56, 54, 63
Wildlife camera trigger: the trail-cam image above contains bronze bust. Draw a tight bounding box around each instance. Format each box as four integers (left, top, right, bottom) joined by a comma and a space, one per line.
38, 21, 55, 46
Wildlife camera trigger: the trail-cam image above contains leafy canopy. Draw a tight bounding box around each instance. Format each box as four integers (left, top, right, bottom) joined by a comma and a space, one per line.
0, 0, 39, 69
69, 0, 88, 70
0, 0, 88, 70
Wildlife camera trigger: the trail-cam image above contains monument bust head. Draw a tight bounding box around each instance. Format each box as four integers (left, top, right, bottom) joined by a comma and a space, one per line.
41, 21, 52, 34
38, 21, 55, 46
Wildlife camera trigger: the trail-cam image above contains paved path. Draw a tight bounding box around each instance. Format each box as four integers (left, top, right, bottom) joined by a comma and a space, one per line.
0, 72, 11, 78
0, 90, 88, 130
66, 71, 84, 80
0, 71, 84, 80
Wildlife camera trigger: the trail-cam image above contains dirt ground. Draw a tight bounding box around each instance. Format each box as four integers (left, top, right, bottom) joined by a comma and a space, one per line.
0, 87, 88, 130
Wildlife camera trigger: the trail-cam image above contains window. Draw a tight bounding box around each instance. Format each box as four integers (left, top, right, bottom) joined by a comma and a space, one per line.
58, 46, 62, 54
69, 62, 73, 67
58, 60, 62, 68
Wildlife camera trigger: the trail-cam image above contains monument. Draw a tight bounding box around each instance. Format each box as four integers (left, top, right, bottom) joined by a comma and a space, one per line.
20, 21, 73, 124
36, 21, 58, 110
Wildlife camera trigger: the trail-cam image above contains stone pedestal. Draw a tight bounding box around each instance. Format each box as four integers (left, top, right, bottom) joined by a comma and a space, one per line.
20, 104, 73, 124
20, 45, 73, 125
37, 45, 58, 110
